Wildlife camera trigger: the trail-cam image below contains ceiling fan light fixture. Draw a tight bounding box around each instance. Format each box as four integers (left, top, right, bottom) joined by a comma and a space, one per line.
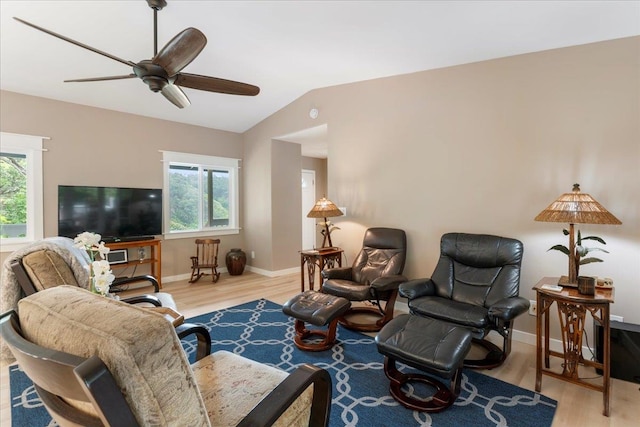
142, 75, 168, 92
146, 0, 167, 11
161, 84, 190, 108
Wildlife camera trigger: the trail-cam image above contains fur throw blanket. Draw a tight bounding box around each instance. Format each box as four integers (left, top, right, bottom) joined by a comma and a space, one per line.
1, 236, 91, 361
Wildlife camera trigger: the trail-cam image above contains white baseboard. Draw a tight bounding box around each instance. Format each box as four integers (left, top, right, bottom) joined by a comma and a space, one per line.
245, 265, 299, 277
162, 265, 298, 283
163, 267, 229, 284
512, 329, 580, 355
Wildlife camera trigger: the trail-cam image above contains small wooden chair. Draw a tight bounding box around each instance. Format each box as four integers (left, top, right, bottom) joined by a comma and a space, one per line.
189, 239, 221, 283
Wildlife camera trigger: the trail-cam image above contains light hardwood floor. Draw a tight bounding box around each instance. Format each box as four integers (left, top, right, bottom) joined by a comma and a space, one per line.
2, 271, 639, 426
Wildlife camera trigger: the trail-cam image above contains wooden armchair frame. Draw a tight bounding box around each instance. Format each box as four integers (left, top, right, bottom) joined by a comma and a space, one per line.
1, 310, 331, 427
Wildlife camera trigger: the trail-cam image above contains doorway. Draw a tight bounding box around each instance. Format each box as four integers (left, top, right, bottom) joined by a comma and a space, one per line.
302, 169, 316, 249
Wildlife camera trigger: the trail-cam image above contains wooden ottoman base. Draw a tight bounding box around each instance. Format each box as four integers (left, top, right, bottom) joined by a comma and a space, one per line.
283, 291, 351, 352
384, 357, 462, 412
293, 318, 340, 352
376, 314, 472, 413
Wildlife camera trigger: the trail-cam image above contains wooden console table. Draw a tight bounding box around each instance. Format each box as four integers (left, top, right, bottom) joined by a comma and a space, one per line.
533, 277, 614, 416
300, 248, 343, 292
106, 239, 162, 288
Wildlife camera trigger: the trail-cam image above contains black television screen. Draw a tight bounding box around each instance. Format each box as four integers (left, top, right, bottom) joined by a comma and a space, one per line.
58, 185, 162, 241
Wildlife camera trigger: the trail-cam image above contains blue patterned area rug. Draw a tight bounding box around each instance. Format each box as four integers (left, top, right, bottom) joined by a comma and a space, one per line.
9, 299, 556, 426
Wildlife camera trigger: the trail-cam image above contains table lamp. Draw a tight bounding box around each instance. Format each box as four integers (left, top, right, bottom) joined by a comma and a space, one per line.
307, 197, 344, 248
534, 183, 621, 285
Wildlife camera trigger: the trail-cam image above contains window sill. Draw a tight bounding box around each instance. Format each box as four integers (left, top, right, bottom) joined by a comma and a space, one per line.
163, 229, 240, 240
0, 239, 36, 253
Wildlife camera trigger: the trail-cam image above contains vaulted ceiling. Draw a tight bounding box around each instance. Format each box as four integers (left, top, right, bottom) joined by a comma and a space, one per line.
1, 0, 638, 137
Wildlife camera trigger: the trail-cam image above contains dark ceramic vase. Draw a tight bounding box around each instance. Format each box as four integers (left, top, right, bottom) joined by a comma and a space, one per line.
226, 248, 247, 275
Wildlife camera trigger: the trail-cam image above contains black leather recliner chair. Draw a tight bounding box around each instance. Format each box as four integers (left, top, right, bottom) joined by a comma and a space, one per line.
400, 232, 529, 369
321, 227, 407, 332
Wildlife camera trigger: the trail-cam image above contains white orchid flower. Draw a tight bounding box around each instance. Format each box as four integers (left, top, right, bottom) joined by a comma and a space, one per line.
92, 260, 111, 275
78, 232, 114, 296
74, 231, 101, 249
96, 241, 110, 260
93, 275, 114, 295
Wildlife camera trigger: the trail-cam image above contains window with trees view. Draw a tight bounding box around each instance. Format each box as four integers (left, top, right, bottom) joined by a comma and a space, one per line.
162, 151, 239, 237
0, 132, 44, 249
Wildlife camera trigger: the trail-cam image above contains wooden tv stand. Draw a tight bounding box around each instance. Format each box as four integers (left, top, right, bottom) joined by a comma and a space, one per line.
106, 239, 162, 288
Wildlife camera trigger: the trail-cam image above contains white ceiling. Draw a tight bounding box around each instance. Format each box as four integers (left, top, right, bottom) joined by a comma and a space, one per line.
1, 1, 639, 153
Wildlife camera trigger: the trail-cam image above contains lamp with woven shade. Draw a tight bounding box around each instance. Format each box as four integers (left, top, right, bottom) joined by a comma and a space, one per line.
307, 197, 344, 248
535, 183, 621, 285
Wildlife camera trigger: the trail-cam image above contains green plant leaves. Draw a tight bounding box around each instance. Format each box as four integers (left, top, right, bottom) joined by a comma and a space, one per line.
580, 257, 604, 265
549, 229, 610, 269
548, 244, 569, 255
581, 235, 607, 245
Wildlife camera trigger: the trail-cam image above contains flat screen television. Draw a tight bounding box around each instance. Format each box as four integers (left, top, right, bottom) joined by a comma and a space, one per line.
58, 185, 162, 242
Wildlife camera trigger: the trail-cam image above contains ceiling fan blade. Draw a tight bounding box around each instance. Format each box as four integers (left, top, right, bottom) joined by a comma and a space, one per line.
13, 17, 136, 68
161, 84, 190, 108
65, 74, 137, 83
152, 28, 206, 76
175, 73, 260, 96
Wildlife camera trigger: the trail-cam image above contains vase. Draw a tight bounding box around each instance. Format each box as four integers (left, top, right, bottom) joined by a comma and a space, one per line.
226, 248, 247, 276
577, 276, 596, 296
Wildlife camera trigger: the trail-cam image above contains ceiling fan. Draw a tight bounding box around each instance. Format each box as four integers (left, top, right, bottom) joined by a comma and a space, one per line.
13, 0, 260, 108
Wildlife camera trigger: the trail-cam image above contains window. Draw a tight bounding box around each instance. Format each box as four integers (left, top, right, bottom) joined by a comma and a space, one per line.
162, 151, 239, 238
0, 132, 45, 251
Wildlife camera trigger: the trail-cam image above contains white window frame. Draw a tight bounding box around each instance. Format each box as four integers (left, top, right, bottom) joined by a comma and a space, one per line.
161, 150, 240, 239
0, 132, 46, 252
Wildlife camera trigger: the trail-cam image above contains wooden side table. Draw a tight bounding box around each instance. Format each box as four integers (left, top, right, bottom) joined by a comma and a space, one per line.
533, 277, 614, 416
106, 239, 162, 288
299, 248, 343, 292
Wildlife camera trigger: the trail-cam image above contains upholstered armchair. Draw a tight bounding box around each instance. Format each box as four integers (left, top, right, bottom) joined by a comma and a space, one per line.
321, 227, 407, 332
0, 236, 212, 363
1, 237, 174, 312
1, 286, 332, 427
400, 232, 528, 369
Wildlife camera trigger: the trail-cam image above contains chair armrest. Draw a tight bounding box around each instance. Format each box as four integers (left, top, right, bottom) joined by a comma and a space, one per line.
175, 323, 212, 362
10, 260, 39, 296
398, 278, 435, 300
145, 306, 184, 327
321, 267, 353, 281
111, 275, 160, 293
238, 364, 332, 427
122, 295, 162, 307
370, 275, 407, 292
488, 297, 530, 321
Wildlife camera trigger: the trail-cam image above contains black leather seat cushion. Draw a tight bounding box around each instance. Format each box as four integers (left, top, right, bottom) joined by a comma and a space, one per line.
320, 280, 372, 300
409, 297, 489, 331
283, 291, 351, 327
376, 314, 472, 379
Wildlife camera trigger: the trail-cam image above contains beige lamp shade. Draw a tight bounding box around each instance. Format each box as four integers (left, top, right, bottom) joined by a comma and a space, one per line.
307, 197, 344, 219
307, 197, 343, 248
535, 183, 621, 285
534, 184, 621, 225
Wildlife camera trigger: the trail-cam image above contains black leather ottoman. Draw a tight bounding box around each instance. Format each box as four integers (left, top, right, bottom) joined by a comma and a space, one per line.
283, 291, 351, 351
375, 314, 472, 412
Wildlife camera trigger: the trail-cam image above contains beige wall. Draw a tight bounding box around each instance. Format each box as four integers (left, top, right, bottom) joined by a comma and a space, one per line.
0, 91, 245, 278
243, 36, 640, 336
240, 139, 327, 272
2, 36, 638, 337
241, 128, 272, 271
302, 156, 328, 248
271, 140, 302, 270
